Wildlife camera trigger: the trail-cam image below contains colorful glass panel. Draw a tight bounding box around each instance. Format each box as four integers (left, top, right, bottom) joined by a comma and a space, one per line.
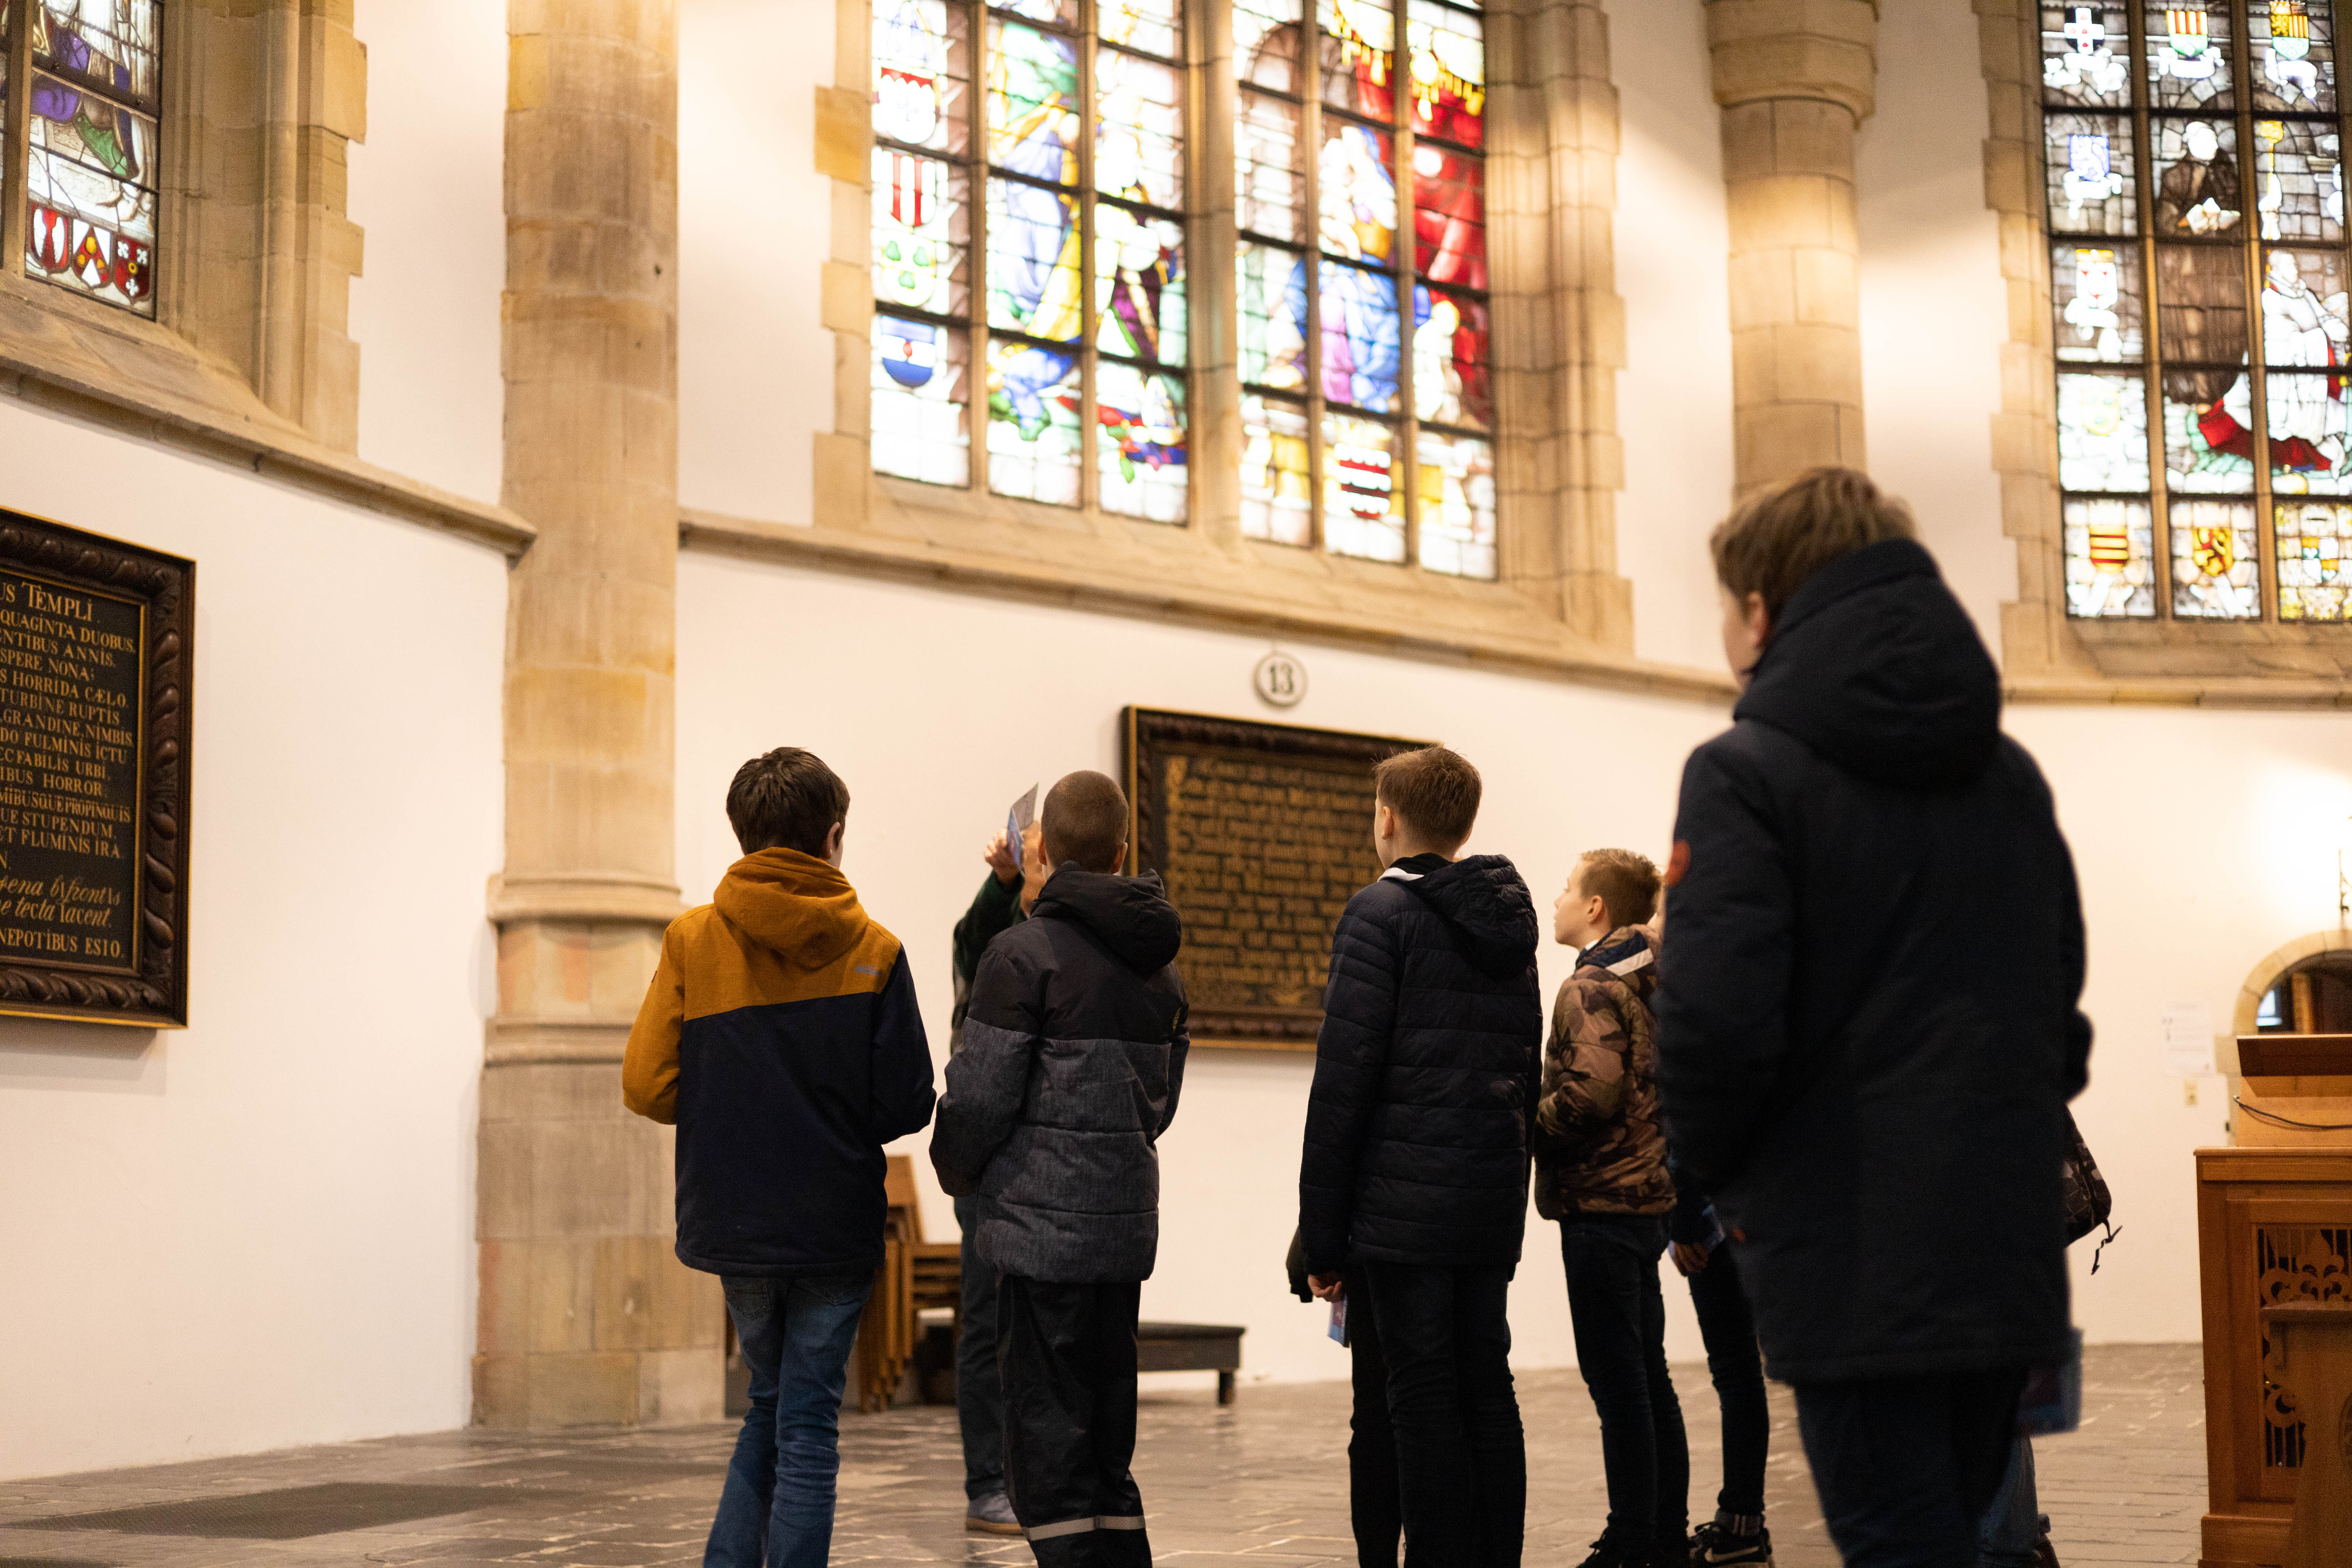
987, 178, 1083, 343
2146, 1, 2234, 110
1320, 118, 1397, 264
2168, 498, 2260, 614
2042, 4, 2133, 108
2058, 371, 2153, 490
2153, 116, 2244, 237
2045, 113, 2138, 235
987, 20, 1080, 182
1236, 0, 1304, 91
1320, 259, 1401, 412
1241, 393, 1313, 545
2164, 383, 2259, 491
2251, 0, 2336, 113
32, 0, 158, 109
2156, 242, 2248, 369
1406, 1, 1483, 151
873, 316, 972, 487
2264, 373, 2352, 491
1238, 242, 1311, 390
1323, 412, 1405, 561
1096, 361, 1188, 521
1320, 0, 1396, 120
2251, 118, 2343, 242
1416, 431, 1495, 579
2063, 497, 2158, 616
1412, 282, 1490, 430
1411, 141, 1484, 289
874, 0, 971, 155
987, 338, 1083, 503
2051, 241, 2146, 362
2263, 247, 2350, 364
1095, 201, 1185, 365
872, 149, 970, 316
992, 0, 1078, 24
26, 69, 158, 316
1101, 0, 1182, 60
2276, 499, 2352, 617
1237, 88, 1306, 241
1096, 46, 1184, 209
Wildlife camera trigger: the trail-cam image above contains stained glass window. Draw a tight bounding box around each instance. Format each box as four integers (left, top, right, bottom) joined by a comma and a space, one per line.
2043, 3, 2352, 622
8, 2, 162, 317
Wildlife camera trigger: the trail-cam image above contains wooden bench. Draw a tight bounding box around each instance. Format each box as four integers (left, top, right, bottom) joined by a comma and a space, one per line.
1137, 1320, 1247, 1405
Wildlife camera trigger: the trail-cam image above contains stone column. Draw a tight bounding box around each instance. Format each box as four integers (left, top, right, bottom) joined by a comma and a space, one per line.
475, 0, 721, 1430
1706, 0, 1877, 495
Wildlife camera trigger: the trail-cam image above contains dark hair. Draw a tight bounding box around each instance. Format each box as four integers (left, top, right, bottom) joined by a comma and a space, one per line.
1575, 848, 1660, 928
726, 747, 850, 857
1371, 746, 1480, 849
1042, 770, 1129, 873
1709, 466, 1917, 622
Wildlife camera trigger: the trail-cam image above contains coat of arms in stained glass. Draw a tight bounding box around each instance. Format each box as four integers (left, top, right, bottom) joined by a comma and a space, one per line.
2253, 0, 2336, 112
23, 1, 161, 317
2278, 499, 2352, 617
2168, 498, 2259, 616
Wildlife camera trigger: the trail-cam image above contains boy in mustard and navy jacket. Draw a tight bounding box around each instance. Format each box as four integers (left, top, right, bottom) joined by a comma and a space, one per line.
623, 746, 936, 1568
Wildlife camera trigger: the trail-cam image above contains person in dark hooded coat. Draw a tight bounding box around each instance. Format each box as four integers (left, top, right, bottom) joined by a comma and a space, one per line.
1298, 744, 1543, 1568
1654, 468, 2092, 1568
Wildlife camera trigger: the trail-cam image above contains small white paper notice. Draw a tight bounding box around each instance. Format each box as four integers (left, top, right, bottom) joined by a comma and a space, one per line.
2162, 1001, 2215, 1077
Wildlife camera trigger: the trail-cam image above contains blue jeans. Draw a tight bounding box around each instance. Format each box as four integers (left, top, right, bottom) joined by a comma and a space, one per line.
707, 1271, 873, 1568
1793, 1368, 2025, 1568
1976, 1436, 2044, 1568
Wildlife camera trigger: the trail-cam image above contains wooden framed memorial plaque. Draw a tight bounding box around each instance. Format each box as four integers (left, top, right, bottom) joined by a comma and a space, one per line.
1122, 708, 1432, 1050
0, 508, 192, 1027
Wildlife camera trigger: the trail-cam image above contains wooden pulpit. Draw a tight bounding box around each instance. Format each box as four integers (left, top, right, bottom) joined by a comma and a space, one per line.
2259, 1303, 2352, 1567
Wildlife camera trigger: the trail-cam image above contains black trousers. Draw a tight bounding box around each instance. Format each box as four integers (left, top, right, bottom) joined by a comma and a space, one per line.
954, 1194, 1006, 1501
1792, 1367, 2027, 1568
1357, 1259, 1525, 1568
1559, 1213, 1689, 1550
997, 1274, 1150, 1568
1344, 1266, 1402, 1567
1685, 1240, 1768, 1522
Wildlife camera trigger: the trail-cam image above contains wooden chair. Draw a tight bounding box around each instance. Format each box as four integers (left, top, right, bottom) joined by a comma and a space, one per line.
850, 1154, 963, 1411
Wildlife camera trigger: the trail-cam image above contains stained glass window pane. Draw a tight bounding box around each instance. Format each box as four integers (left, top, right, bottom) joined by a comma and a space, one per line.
1321, 259, 1402, 412
32, 0, 158, 109
1320, 0, 1397, 120
987, 177, 1084, 342
2153, 116, 2243, 237
988, 20, 1080, 181
2046, 113, 2138, 235
1241, 393, 1313, 545
2251, 0, 2335, 113
1101, 0, 1182, 60
2264, 374, 2352, 490
1416, 431, 1496, 579
2043, 4, 2133, 108
2251, 118, 2343, 241
1097, 46, 1184, 209
1097, 361, 1188, 521
1324, 413, 1405, 561
1320, 119, 1397, 265
2168, 498, 2261, 614
1411, 142, 1484, 289
2264, 247, 2349, 364
27, 70, 159, 317
2058, 371, 2153, 490
2164, 383, 2257, 491
2051, 241, 2146, 362
1238, 88, 1306, 242
1406, 1, 1484, 152
2276, 499, 2352, 617
2063, 497, 2158, 616
1412, 282, 1490, 430
873, 317, 972, 487
987, 339, 1083, 503
2146, 2, 2235, 111
872, 150, 971, 317
1095, 200, 1185, 365
1236, 0, 1305, 91
2156, 242, 2247, 367
875, 0, 971, 156
992, 0, 1078, 26
1238, 242, 1311, 390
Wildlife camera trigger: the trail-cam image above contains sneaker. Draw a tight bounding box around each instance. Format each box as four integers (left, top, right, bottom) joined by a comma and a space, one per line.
1573, 1538, 1654, 1568
2033, 1536, 2061, 1568
964, 1490, 1022, 1536
1690, 1522, 1773, 1566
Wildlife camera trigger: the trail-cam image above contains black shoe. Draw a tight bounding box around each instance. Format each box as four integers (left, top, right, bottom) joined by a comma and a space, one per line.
1574, 1538, 1654, 1568
1689, 1522, 1773, 1566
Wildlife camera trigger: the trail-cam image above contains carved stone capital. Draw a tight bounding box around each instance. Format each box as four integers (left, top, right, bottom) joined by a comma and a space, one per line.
1705, 0, 1879, 122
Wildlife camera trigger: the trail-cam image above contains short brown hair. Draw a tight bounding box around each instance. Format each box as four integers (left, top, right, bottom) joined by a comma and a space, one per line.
1043, 770, 1129, 873
1574, 849, 1660, 928
726, 747, 850, 857
1372, 746, 1480, 849
1710, 467, 1916, 621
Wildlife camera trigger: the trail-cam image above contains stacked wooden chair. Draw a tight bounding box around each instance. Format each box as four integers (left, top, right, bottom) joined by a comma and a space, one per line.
849, 1154, 964, 1411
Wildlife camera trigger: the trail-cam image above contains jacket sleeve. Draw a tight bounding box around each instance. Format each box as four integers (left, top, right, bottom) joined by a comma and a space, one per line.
952, 873, 1023, 986
2051, 811, 2095, 1102
1536, 974, 1633, 1143
929, 940, 1039, 1197
870, 948, 938, 1142
621, 920, 688, 1124
1654, 740, 1795, 1194
1298, 897, 1397, 1276
1159, 988, 1191, 1136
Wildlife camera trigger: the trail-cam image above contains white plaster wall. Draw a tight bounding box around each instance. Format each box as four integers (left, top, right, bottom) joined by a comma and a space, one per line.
1605, 0, 1738, 672
0, 403, 507, 1478
677, 0, 841, 523
1857, 0, 2018, 652
347, 0, 507, 506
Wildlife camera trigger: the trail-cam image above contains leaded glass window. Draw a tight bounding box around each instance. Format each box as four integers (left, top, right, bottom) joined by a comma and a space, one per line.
2044, 3, 2352, 621
1, 2, 162, 318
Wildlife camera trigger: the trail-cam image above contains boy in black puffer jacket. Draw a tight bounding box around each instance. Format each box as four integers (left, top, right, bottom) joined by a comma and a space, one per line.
931, 770, 1189, 1568
1299, 744, 1544, 1568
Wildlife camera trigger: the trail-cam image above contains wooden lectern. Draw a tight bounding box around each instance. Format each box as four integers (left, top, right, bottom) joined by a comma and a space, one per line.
2199, 1035, 2352, 1568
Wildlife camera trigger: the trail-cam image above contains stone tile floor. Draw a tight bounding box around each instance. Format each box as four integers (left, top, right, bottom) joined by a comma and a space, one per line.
0, 1344, 2203, 1567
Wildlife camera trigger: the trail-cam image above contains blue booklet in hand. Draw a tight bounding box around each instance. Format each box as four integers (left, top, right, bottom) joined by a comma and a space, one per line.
1006, 784, 1038, 870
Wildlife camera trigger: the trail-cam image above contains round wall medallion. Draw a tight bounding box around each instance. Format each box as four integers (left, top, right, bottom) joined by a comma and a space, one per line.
1253, 651, 1308, 708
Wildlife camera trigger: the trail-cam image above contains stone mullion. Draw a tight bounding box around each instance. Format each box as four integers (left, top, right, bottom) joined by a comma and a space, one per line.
817, 0, 877, 522
1, 11, 29, 280
1194, 0, 1243, 546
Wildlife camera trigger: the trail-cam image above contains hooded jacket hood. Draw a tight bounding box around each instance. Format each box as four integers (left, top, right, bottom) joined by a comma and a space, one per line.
712, 847, 870, 968
1031, 864, 1184, 974
1576, 924, 1660, 1005
1735, 537, 2001, 790
1387, 853, 1540, 977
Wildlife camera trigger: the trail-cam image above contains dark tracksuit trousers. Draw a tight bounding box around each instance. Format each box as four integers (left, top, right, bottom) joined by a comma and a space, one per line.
997, 1274, 1149, 1568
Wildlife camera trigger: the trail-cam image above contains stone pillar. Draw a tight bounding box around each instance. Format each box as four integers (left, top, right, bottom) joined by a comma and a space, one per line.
475, 0, 721, 1430
1706, 0, 1877, 495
